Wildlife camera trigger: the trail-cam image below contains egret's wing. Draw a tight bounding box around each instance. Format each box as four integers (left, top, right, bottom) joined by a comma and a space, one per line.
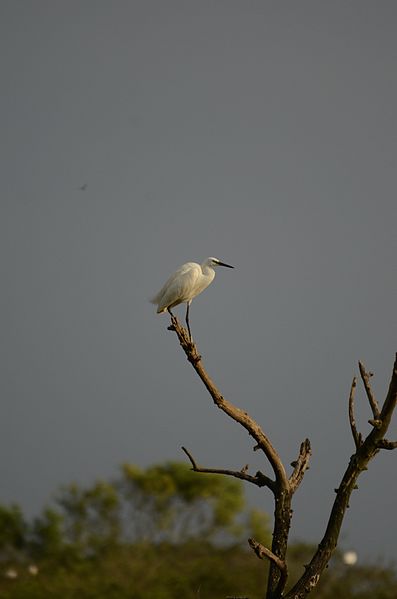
150, 263, 191, 303
152, 263, 200, 311
171, 266, 201, 300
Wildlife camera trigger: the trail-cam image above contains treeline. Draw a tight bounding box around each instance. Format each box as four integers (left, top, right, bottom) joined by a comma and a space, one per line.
0, 462, 396, 598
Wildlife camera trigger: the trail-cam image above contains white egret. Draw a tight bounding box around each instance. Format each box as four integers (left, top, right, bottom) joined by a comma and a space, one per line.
151, 257, 234, 339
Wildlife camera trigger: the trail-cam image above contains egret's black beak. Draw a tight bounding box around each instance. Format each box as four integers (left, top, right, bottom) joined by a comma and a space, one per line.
217, 261, 234, 268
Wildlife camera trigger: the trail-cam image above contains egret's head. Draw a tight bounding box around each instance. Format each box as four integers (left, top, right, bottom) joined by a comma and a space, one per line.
207, 257, 234, 269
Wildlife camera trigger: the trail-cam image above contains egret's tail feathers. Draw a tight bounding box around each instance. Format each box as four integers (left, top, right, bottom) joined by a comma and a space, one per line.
149, 292, 161, 305
149, 293, 168, 314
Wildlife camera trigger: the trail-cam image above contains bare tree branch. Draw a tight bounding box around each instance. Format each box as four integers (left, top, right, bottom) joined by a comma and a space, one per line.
285, 354, 397, 599
289, 439, 311, 493
368, 418, 382, 429
359, 360, 381, 419
181, 446, 276, 491
248, 537, 286, 570
348, 376, 362, 449
377, 439, 397, 450
170, 316, 288, 488
379, 356, 397, 424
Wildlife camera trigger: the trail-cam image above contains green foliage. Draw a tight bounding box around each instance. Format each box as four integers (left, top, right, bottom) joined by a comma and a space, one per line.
0, 542, 396, 599
56, 479, 120, 553
0, 461, 262, 560
120, 461, 246, 543
0, 504, 27, 559
0, 462, 396, 598
0, 543, 267, 599
30, 508, 64, 559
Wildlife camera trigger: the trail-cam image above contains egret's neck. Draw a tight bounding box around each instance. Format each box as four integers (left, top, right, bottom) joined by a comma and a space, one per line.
201, 262, 215, 277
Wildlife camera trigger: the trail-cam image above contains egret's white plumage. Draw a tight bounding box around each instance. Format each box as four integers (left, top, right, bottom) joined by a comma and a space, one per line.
151, 257, 234, 338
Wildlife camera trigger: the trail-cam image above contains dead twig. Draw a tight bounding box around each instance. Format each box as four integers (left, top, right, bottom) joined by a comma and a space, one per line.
249, 538, 288, 597
249, 537, 287, 571
181, 446, 276, 492
348, 377, 362, 449
359, 361, 380, 419
377, 439, 397, 450
289, 439, 312, 493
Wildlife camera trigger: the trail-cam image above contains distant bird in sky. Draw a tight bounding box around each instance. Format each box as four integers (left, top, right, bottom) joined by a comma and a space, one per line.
79, 183, 87, 191
151, 257, 234, 339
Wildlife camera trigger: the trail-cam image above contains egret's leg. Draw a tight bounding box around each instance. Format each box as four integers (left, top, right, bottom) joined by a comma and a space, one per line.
186, 302, 192, 341
166, 307, 176, 331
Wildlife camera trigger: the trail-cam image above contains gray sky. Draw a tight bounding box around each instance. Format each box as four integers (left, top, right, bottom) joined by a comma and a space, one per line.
1, 1, 396, 562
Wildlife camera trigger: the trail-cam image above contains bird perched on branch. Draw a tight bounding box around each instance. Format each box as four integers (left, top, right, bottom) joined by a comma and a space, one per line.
151, 257, 234, 339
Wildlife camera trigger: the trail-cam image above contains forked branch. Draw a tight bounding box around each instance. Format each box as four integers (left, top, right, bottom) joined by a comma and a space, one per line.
170, 315, 311, 598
